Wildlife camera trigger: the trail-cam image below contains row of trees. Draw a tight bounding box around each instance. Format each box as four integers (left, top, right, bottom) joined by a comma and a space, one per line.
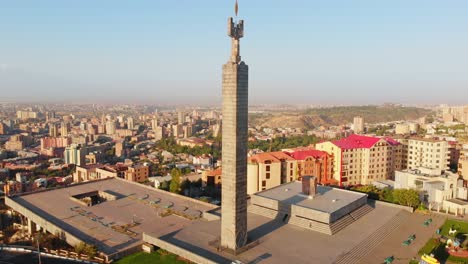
155, 137, 221, 159
351, 185, 421, 208
248, 135, 319, 152
162, 168, 202, 195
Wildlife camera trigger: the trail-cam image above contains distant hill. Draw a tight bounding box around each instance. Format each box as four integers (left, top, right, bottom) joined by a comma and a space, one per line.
249, 105, 432, 129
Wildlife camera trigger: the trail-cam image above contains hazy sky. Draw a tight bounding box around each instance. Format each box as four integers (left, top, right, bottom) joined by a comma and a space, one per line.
0, 0, 467, 105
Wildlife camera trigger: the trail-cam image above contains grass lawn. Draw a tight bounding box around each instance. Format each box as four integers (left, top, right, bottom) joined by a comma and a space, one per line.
418, 219, 468, 264
115, 250, 191, 264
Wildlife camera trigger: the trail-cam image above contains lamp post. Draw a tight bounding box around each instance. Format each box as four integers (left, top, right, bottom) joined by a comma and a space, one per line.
35, 233, 42, 264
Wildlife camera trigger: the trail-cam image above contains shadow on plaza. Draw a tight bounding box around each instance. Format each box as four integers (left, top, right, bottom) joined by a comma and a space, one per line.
160, 229, 233, 264
248, 194, 308, 242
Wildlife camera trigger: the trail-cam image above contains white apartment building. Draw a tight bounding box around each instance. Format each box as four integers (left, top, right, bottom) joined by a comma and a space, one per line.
407, 138, 450, 170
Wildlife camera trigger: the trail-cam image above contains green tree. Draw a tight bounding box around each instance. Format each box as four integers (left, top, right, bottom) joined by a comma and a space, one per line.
169, 168, 182, 193
393, 189, 420, 208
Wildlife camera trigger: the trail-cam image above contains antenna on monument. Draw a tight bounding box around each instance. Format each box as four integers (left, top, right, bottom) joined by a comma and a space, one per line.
235, 0, 239, 17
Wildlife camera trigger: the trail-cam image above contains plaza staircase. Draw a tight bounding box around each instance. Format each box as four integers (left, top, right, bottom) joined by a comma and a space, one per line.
349, 204, 374, 221
248, 203, 375, 235
329, 215, 356, 234
333, 210, 409, 264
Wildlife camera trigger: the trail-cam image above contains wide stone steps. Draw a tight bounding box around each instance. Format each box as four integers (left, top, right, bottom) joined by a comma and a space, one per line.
333, 211, 409, 264
248, 205, 278, 219
330, 215, 355, 234
349, 204, 374, 221
288, 217, 332, 235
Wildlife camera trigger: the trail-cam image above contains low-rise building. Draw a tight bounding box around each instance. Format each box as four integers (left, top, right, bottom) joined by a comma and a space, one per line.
395, 167, 464, 207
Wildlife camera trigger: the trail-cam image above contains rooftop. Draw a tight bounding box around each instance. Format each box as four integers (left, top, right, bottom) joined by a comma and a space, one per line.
332, 134, 383, 149
255, 181, 366, 214
286, 149, 329, 160
6, 178, 216, 258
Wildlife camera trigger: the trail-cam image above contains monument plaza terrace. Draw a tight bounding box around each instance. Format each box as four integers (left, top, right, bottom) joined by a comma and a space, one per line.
5, 177, 218, 261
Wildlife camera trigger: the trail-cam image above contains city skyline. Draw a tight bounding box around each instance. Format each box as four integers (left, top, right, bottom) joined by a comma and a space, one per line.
1, 0, 467, 105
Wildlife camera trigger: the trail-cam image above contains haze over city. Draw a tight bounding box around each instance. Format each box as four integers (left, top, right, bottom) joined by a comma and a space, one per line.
1, 0, 467, 105
3, 1, 468, 264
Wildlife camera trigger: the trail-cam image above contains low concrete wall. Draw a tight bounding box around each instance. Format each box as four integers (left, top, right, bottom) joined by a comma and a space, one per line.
251, 194, 280, 211
113, 177, 219, 210
292, 205, 330, 223
372, 199, 414, 213
203, 209, 221, 221
142, 233, 219, 264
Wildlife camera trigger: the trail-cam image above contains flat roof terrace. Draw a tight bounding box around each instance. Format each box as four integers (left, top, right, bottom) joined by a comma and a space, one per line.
251, 182, 367, 225
256, 182, 366, 214
5, 177, 217, 260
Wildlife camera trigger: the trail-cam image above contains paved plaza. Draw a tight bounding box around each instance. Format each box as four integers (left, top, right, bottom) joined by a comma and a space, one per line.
6, 178, 216, 259
145, 201, 404, 264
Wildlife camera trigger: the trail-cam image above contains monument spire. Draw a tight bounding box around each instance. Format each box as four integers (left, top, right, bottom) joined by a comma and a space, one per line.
221, 0, 249, 252
227, 7, 244, 64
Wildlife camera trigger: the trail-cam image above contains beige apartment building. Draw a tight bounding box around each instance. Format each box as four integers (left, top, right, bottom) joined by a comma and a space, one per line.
353, 116, 364, 134
125, 165, 149, 183
73, 165, 118, 183
316, 134, 402, 186
247, 152, 297, 194
406, 138, 450, 170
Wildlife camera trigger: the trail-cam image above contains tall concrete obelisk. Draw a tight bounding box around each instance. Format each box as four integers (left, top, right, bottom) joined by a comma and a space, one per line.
221, 2, 248, 251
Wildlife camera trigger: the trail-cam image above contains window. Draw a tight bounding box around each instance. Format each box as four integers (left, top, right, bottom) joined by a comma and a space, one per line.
262, 180, 266, 187
290, 163, 293, 169
266, 173, 270, 179
266, 165, 270, 171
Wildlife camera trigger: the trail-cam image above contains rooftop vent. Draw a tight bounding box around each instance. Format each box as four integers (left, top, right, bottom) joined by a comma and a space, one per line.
302, 176, 317, 198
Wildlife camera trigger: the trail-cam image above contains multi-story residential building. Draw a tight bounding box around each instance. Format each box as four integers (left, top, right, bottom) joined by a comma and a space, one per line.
247, 151, 297, 194
5, 134, 33, 151
183, 125, 192, 138
405, 138, 450, 170
49, 123, 58, 137
172, 124, 183, 138
353, 116, 364, 134
40, 137, 72, 150
395, 124, 410, 135
60, 122, 70, 137
458, 144, 468, 182
105, 120, 116, 135
127, 117, 134, 130
285, 148, 334, 185
316, 134, 401, 186
0, 123, 7, 135
64, 144, 85, 166
151, 118, 158, 131
16, 110, 38, 120
178, 111, 185, 125
125, 164, 149, 183
154, 126, 165, 141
